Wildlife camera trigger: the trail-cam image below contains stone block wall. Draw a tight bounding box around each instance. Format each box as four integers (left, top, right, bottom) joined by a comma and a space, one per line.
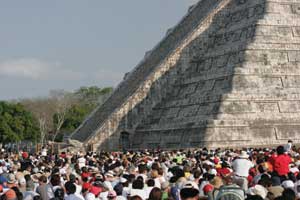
71, 0, 300, 151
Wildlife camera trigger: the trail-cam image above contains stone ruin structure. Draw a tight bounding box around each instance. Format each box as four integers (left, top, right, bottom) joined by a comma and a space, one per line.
69, 0, 300, 151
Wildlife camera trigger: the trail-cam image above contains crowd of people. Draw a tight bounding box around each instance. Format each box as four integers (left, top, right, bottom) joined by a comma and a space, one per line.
0, 140, 299, 200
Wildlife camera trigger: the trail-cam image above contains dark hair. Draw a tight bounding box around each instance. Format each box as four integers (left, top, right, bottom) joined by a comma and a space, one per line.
113, 183, 123, 196
0, 193, 7, 200
54, 188, 64, 200
147, 179, 155, 187
128, 174, 135, 183
193, 170, 202, 179
258, 175, 272, 187
158, 168, 164, 176
180, 188, 199, 200
129, 195, 142, 200
24, 174, 31, 182
282, 188, 296, 200
136, 176, 144, 183
257, 165, 265, 174
69, 174, 76, 183
288, 172, 296, 183
132, 179, 144, 190
151, 163, 160, 171
138, 164, 147, 174
38, 175, 48, 183
65, 181, 76, 195
149, 187, 162, 200
33, 196, 41, 200
245, 195, 264, 200
276, 146, 285, 155
50, 174, 61, 186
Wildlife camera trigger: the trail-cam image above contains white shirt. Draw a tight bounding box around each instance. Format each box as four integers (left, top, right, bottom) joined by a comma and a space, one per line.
99, 191, 108, 200
78, 157, 86, 169
130, 189, 147, 200
85, 192, 96, 200
23, 191, 40, 200
285, 143, 292, 152
154, 178, 161, 189
75, 183, 82, 196
145, 187, 154, 199
65, 193, 85, 200
232, 158, 254, 177
116, 196, 126, 200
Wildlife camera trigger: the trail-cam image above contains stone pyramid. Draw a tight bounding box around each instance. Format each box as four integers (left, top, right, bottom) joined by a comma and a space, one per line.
70, 0, 300, 151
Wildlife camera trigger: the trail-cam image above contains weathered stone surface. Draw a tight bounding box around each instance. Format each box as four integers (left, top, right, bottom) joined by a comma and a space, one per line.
70, 0, 300, 151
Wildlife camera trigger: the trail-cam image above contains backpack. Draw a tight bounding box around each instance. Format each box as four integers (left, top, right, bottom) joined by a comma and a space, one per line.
213, 185, 245, 200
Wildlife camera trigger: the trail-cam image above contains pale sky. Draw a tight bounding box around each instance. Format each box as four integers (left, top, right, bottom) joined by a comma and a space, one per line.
0, 0, 198, 100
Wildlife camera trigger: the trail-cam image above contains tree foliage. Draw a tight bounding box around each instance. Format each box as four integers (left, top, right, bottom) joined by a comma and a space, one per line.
56, 86, 113, 139
0, 86, 114, 144
0, 101, 39, 143
19, 86, 113, 142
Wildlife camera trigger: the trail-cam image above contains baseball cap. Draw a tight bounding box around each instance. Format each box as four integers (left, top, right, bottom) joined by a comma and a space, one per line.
203, 184, 214, 194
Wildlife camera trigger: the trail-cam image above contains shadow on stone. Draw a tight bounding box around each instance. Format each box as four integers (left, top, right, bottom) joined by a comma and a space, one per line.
71, 0, 300, 151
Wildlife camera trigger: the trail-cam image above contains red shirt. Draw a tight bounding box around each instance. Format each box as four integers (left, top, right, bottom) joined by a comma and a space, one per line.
217, 168, 231, 177
273, 154, 291, 176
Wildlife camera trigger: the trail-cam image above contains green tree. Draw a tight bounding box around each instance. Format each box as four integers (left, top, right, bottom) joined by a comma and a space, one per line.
53, 86, 113, 141
0, 101, 40, 143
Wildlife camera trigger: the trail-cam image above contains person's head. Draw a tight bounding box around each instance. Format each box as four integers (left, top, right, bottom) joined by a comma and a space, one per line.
258, 175, 272, 188
33, 195, 41, 200
281, 188, 296, 200
239, 151, 249, 159
107, 190, 117, 200
69, 174, 76, 183
271, 176, 281, 186
5, 189, 16, 200
132, 179, 144, 190
148, 187, 162, 200
138, 164, 147, 174
136, 176, 144, 183
50, 174, 60, 186
258, 165, 266, 174
113, 183, 123, 196
246, 195, 264, 200
276, 146, 285, 155
7, 174, 16, 187
180, 183, 199, 200
193, 170, 201, 179
129, 195, 142, 200
11, 187, 22, 200
203, 184, 214, 195
54, 188, 64, 200
65, 181, 76, 195
146, 179, 155, 187
38, 175, 47, 185
150, 170, 159, 179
